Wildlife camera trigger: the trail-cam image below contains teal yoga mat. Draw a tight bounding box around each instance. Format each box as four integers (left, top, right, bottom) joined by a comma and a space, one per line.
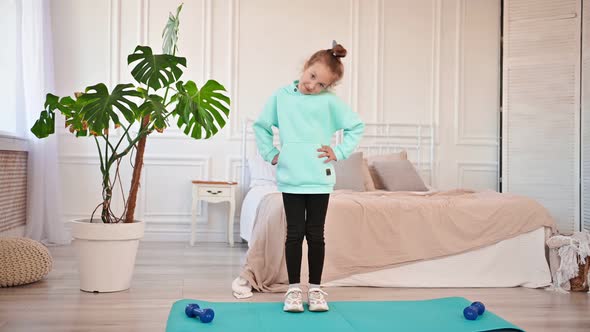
166, 297, 523, 332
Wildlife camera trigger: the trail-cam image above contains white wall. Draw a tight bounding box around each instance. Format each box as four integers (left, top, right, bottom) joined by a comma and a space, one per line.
50, 0, 500, 242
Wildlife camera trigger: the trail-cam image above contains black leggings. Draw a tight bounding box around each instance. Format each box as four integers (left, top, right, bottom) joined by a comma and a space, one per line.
282, 193, 330, 285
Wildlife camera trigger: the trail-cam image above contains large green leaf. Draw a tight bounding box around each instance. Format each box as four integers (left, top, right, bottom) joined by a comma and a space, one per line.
127, 46, 186, 91
30, 94, 59, 138
78, 83, 141, 135
138, 94, 168, 132
61, 96, 89, 137
162, 4, 183, 55
31, 93, 89, 138
172, 80, 230, 139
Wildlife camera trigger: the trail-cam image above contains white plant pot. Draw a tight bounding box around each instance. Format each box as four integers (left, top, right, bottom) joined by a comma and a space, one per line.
70, 219, 145, 293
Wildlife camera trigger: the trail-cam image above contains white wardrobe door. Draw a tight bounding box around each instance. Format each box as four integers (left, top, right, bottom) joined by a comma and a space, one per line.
583, 0, 590, 232
502, 0, 581, 234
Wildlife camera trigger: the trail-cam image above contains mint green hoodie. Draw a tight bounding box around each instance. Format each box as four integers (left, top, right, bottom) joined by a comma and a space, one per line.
253, 80, 365, 194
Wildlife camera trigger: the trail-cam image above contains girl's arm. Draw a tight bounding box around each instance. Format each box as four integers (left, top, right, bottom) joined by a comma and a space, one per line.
253, 93, 280, 163
330, 96, 365, 161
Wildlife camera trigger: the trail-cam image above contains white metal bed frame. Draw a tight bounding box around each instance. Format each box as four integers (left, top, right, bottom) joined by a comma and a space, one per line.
240, 119, 435, 197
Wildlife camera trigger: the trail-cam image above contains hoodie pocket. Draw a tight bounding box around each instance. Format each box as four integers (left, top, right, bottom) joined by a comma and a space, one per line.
277, 142, 335, 187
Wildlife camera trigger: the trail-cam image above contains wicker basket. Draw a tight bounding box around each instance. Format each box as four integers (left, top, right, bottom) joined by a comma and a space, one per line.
569, 257, 590, 292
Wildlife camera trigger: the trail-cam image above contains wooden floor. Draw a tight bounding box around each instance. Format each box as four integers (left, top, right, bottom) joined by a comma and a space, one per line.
0, 241, 589, 331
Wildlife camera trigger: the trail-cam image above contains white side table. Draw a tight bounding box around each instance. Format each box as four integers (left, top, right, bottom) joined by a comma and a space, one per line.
191, 180, 237, 246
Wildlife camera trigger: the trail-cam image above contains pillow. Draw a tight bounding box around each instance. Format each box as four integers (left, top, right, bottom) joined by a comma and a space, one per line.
247, 152, 276, 188
366, 151, 408, 190
334, 152, 366, 191
362, 158, 376, 191
371, 159, 428, 192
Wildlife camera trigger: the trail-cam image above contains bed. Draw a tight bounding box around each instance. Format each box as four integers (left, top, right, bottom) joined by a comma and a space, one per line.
232, 121, 556, 297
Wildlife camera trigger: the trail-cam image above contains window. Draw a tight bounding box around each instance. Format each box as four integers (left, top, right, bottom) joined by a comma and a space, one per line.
0, 0, 19, 137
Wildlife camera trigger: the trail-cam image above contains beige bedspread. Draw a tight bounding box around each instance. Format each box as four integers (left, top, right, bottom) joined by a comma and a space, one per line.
239, 189, 556, 292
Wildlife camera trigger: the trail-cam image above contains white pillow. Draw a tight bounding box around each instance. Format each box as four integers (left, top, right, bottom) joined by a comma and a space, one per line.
247, 152, 276, 188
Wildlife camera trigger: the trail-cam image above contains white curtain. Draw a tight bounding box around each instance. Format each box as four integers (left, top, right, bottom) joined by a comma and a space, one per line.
20, 0, 69, 245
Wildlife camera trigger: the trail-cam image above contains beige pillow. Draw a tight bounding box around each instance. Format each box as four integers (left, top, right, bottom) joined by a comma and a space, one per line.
362, 159, 376, 191
334, 152, 366, 191
372, 159, 428, 192
366, 151, 408, 190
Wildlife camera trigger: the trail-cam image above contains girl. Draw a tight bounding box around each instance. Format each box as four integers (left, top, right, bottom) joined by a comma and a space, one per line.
253, 41, 364, 312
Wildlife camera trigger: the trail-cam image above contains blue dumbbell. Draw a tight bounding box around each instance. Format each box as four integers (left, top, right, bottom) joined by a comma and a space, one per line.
185, 303, 215, 323
463, 301, 485, 320
470, 301, 485, 315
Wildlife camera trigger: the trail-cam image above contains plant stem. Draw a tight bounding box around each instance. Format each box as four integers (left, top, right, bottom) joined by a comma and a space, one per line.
125, 115, 150, 223
102, 134, 117, 155
111, 124, 149, 162
113, 122, 134, 153
93, 136, 105, 174
93, 136, 112, 223
104, 132, 109, 177
101, 171, 112, 223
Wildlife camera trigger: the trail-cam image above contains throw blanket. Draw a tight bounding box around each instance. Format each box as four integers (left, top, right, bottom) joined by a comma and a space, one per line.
238, 189, 556, 293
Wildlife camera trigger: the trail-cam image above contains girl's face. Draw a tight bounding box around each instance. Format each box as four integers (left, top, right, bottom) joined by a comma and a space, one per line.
298, 62, 335, 95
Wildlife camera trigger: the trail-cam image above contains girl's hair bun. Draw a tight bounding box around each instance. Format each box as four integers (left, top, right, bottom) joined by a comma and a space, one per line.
331, 43, 347, 58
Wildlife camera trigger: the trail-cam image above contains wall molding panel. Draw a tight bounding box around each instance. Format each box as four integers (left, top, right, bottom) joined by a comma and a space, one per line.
51, 0, 501, 241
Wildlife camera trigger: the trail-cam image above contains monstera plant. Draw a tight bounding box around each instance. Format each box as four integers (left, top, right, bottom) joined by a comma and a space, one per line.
30, 4, 229, 293
31, 3, 229, 224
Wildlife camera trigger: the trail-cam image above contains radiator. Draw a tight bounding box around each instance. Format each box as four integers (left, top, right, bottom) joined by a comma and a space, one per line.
0, 151, 28, 232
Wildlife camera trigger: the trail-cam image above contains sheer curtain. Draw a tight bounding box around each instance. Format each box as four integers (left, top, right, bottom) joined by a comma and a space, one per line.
20, 0, 69, 245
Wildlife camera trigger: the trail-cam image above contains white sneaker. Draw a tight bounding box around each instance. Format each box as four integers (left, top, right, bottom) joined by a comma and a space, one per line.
283, 287, 304, 312
307, 288, 329, 312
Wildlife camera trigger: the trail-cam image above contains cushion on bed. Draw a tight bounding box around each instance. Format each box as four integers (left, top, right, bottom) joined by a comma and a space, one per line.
247, 152, 276, 188
334, 152, 366, 191
372, 159, 428, 192
362, 158, 376, 191
366, 151, 408, 190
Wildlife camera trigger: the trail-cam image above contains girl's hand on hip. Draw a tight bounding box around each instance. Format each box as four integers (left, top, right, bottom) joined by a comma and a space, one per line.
317, 145, 337, 163
271, 153, 279, 165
